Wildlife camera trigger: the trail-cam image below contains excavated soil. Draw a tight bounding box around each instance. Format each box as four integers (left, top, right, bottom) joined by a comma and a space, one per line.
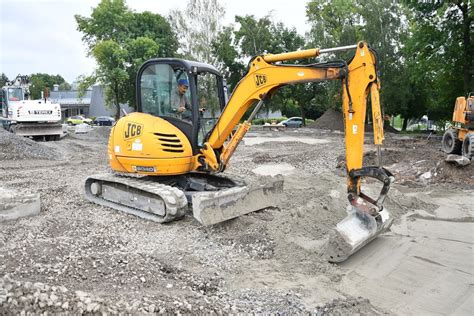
0, 125, 472, 314
309, 108, 400, 133
309, 109, 346, 131
0, 129, 59, 160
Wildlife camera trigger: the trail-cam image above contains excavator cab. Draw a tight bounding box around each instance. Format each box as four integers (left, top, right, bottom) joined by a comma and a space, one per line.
137, 59, 226, 153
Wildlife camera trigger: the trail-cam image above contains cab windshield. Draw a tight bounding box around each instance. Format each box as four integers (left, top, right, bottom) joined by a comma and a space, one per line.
140, 64, 190, 119
140, 62, 222, 146
8, 88, 23, 101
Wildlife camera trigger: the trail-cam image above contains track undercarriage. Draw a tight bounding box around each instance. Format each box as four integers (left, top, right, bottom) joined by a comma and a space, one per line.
85, 172, 284, 226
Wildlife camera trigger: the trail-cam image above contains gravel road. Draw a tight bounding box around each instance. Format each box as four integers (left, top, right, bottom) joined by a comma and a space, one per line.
1, 126, 472, 314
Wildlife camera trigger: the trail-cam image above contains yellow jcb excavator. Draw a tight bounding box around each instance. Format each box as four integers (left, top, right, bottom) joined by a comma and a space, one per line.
85, 41, 394, 262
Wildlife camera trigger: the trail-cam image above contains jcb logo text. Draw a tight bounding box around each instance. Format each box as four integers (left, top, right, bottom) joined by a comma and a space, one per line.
124, 122, 143, 139
255, 74, 267, 87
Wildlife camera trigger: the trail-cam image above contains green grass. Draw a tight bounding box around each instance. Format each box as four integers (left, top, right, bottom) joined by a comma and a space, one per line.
391, 115, 403, 130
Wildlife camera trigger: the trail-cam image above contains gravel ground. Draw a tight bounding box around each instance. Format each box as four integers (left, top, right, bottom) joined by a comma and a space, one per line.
0, 126, 471, 314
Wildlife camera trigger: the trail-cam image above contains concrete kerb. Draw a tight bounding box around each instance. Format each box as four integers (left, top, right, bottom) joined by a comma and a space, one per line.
0, 187, 41, 222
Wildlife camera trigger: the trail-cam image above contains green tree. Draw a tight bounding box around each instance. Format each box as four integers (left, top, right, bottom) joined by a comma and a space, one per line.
234, 15, 274, 56
211, 26, 246, 91
92, 40, 129, 119
403, 0, 473, 121
304, 0, 361, 118
129, 11, 178, 58
75, 0, 130, 50
357, 0, 415, 129
306, 0, 419, 129
75, 0, 178, 117
0, 73, 8, 87
169, 0, 226, 116
59, 82, 72, 91
267, 22, 308, 122
212, 15, 309, 120
124, 37, 161, 109
169, 0, 225, 64
29, 73, 67, 99
306, 0, 361, 48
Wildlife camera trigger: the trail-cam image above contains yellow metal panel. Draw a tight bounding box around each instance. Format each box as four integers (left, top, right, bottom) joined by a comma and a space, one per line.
220, 121, 251, 166
343, 43, 377, 175
370, 82, 384, 145
108, 112, 194, 175
263, 48, 320, 63
115, 156, 194, 175
453, 97, 466, 123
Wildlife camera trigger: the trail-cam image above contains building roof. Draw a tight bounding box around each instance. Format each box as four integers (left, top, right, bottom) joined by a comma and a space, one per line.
50, 89, 92, 105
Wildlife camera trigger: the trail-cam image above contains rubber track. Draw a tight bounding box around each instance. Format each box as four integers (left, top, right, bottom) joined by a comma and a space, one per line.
84, 173, 188, 223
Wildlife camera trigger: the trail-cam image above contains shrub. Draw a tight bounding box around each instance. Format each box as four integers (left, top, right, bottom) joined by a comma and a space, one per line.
251, 117, 288, 125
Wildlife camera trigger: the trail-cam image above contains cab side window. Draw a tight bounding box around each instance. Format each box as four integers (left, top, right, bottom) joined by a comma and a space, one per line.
196, 73, 220, 144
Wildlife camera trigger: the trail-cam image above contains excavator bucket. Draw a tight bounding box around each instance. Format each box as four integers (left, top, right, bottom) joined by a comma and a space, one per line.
326, 167, 395, 262
326, 205, 393, 262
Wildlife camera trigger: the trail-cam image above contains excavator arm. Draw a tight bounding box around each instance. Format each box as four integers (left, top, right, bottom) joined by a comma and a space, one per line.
200, 42, 394, 261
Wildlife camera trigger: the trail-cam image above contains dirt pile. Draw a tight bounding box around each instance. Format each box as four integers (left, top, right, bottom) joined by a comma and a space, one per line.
335, 135, 473, 189
86, 126, 111, 140
0, 129, 59, 160
365, 136, 474, 189
308, 108, 399, 133
309, 109, 344, 131
68, 126, 111, 143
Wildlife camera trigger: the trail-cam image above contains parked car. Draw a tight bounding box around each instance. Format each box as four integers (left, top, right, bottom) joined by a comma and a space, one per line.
93, 116, 115, 126
279, 117, 303, 128
66, 115, 92, 125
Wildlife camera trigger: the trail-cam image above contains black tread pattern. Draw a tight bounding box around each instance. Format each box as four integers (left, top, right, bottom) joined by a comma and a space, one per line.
84, 173, 188, 223
462, 133, 474, 159
442, 128, 462, 154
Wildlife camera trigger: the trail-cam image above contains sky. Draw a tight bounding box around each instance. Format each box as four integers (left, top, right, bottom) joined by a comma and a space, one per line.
0, 0, 310, 84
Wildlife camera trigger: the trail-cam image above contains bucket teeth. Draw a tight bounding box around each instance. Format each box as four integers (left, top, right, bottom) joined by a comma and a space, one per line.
326, 206, 393, 263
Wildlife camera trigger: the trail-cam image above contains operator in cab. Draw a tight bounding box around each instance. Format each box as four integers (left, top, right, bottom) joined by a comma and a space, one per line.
172, 78, 192, 122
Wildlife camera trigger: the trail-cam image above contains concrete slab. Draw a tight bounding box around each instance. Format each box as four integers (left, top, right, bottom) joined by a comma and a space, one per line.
0, 187, 40, 222
74, 123, 92, 134
338, 191, 474, 315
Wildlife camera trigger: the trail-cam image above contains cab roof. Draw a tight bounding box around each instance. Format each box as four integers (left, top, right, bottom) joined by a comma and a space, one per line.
140, 58, 222, 77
